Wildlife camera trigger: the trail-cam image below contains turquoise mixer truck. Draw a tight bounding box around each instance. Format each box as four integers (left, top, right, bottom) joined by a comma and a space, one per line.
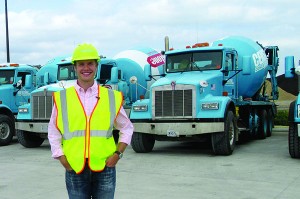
285, 56, 300, 158
16, 47, 164, 147
130, 36, 280, 155
0, 63, 38, 146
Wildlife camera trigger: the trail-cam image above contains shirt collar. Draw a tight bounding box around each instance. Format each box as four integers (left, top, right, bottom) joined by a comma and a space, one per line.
74, 80, 98, 94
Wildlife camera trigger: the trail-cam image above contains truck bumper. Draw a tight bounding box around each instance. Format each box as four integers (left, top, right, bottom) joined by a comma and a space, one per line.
15, 122, 48, 133
133, 122, 224, 136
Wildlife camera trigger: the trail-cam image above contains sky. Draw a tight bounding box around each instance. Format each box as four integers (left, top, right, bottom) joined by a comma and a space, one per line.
0, 0, 299, 75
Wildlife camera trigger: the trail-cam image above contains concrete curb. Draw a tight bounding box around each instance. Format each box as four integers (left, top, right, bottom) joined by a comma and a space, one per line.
273, 126, 288, 132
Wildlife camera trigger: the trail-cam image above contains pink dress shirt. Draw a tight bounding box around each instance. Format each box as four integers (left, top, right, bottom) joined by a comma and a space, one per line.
48, 81, 134, 158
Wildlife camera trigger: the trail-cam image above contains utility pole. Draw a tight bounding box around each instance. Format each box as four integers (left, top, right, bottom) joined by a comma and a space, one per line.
5, 0, 10, 63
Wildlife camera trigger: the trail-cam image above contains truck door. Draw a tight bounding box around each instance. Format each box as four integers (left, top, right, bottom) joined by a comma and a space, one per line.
0, 69, 15, 109
14, 70, 35, 112
223, 52, 238, 99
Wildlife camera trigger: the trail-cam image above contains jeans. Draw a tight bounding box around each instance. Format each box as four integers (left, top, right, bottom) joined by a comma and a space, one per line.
65, 164, 116, 199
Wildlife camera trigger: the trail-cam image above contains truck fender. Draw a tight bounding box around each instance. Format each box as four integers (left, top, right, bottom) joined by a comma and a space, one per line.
224, 99, 236, 117
0, 104, 15, 119
288, 100, 296, 123
0, 106, 16, 146
223, 99, 239, 140
216, 97, 236, 118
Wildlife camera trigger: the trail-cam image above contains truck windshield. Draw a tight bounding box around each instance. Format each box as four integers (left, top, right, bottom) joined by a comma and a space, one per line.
57, 64, 77, 80
0, 70, 14, 85
166, 51, 222, 72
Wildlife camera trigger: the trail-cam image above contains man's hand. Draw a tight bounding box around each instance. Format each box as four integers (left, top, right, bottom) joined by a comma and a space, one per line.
105, 153, 120, 167
106, 142, 128, 167
58, 155, 73, 171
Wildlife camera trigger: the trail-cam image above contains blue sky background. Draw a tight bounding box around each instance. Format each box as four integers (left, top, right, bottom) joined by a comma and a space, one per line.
0, 0, 299, 75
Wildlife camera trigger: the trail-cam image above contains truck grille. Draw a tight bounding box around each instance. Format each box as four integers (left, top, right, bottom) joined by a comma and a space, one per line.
31, 90, 54, 120
153, 85, 194, 118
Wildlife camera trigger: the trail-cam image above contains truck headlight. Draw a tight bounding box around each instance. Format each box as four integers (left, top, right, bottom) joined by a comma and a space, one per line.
201, 102, 219, 110
297, 104, 300, 118
133, 105, 148, 112
18, 107, 29, 113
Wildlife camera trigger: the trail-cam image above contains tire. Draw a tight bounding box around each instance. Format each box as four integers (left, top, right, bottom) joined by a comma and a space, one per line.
211, 111, 236, 155
257, 109, 267, 139
288, 123, 300, 158
266, 109, 273, 137
0, 115, 14, 146
131, 132, 155, 153
16, 130, 45, 148
250, 112, 258, 137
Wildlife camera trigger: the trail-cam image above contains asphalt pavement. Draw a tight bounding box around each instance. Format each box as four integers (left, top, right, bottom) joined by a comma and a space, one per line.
1, 127, 300, 199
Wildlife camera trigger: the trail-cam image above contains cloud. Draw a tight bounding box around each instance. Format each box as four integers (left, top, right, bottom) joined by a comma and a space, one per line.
0, 0, 299, 75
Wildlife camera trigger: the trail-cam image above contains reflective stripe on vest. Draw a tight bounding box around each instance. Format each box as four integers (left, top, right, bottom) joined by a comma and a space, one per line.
54, 86, 123, 174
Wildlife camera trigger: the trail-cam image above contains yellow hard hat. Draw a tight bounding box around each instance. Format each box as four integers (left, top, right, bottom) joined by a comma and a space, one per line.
71, 43, 100, 64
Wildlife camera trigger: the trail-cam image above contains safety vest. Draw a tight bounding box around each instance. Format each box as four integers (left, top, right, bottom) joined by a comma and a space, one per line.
53, 85, 123, 174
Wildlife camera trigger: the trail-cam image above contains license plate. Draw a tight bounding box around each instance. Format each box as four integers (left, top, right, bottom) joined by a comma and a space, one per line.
167, 130, 178, 137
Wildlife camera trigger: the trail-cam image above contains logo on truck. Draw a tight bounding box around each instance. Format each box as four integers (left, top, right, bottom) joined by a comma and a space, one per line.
252, 49, 268, 72
147, 53, 165, 68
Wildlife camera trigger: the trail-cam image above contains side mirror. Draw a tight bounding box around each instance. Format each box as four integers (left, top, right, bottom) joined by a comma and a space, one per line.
24, 74, 32, 89
110, 67, 118, 84
242, 56, 251, 75
144, 64, 151, 81
44, 72, 50, 85
285, 56, 295, 78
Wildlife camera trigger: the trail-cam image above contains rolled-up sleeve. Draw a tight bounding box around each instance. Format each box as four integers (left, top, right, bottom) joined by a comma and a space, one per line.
48, 105, 64, 159
114, 107, 134, 145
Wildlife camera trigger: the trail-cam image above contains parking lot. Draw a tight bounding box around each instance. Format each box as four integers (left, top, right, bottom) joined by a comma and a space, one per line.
1, 127, 300, 199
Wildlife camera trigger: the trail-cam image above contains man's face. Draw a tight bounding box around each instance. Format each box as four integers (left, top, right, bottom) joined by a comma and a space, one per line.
74, 60, 98, 83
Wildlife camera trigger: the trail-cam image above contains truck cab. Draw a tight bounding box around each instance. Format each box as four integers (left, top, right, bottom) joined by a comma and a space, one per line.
130, 45, 239, 154
0, 63, 38, 145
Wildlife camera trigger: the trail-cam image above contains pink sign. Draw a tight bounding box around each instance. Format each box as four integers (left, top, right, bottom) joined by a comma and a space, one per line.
147, 53, 165, 67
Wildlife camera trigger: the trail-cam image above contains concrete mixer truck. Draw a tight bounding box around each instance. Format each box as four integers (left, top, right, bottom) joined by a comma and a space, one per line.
130, 36, 280, 155
285, 56, 300, 158
0, 63, 38, 146
15, 47, 164, 148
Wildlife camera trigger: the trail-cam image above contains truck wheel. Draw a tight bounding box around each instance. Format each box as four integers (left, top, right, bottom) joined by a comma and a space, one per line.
211, 111, 236, 155
16, 130, 45, 148
131, 132, 155, 153
257, 110, 267, 139
266, 109, 273, 137
0, 115, 14, 146
288, 123, 300, 158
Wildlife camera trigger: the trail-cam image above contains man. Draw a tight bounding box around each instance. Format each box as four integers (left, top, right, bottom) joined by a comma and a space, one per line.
48, 43, 133, 199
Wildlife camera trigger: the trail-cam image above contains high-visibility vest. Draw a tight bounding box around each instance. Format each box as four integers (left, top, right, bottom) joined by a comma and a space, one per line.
53, 85, 123, 174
